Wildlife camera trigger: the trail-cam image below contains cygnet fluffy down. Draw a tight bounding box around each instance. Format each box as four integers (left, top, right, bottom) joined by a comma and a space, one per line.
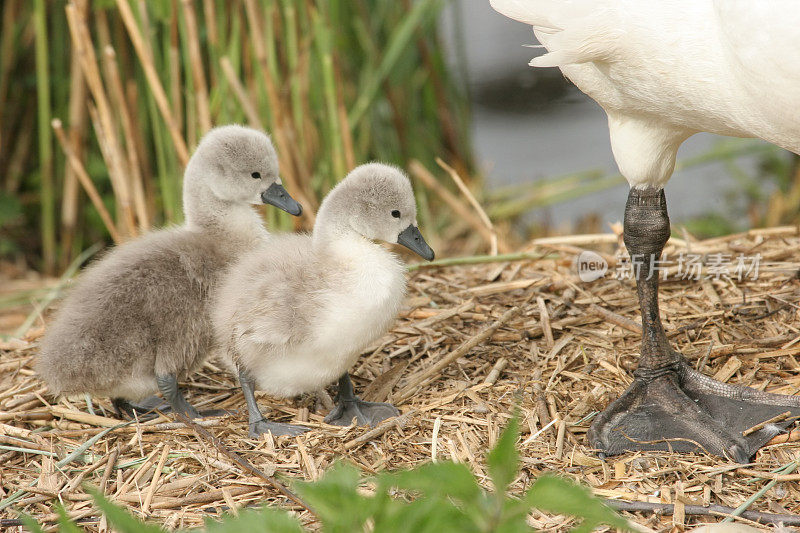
213, 163, 434, 437
36, 125, 302, 419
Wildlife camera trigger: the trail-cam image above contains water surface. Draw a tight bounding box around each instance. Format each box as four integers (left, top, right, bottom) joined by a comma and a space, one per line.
442, 2, 778, 230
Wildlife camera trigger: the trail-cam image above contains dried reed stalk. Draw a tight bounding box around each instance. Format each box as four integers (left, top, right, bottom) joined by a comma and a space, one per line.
114, 0, 189, 166
60, 0, 89, 266
52, 119, 122, 243
180, 0, 211, 134
65, 3, 137, 238
410, 160, 499, 252
102, 46, 149, 231
220, 57, 263, 129
436, 157, 505, 255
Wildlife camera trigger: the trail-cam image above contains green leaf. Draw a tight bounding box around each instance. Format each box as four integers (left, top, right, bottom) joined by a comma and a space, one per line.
493, 516, 534, 533
376, 462, 488, 532
525, 476, 631, 532
373, 498, 476, 533
379, 461, 482, 505
16, 512, 46, 533
493, 495, 538, 533
294, 462, 373, 533
0, 193, 22, 226
487, 416, 520, 494
86, 486, 167, 533
348, 0, 443, 126
54, 505, 82, 533
202, 506, 305, 533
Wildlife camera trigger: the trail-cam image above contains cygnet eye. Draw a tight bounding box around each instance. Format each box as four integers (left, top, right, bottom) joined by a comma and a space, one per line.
391, 210, 401, 218
251, 172, 261, 180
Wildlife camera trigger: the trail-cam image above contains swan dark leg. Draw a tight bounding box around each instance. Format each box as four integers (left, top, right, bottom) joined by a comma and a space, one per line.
239, 369, 309, 438
324, 373, 399, 427
112, 374, 227, 420
587, 187, 800, 462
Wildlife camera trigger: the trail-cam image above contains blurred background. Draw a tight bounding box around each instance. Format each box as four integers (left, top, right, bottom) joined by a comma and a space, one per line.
1, 0, 799, 281
443, 2, 800, 235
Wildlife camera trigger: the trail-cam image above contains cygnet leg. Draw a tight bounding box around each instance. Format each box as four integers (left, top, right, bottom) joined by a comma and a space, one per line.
111, 379, 200, 420
156, 374, 202, 418
587, 187, 800, 463
239, 369, 309, 438
324, 373, 399, 427
111, 375, 228, 420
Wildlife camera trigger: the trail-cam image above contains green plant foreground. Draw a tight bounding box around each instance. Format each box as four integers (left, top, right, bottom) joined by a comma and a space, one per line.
17, 418, 630, 532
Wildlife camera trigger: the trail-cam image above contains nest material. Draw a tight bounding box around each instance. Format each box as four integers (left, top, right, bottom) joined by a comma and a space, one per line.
1, 226, 800, 531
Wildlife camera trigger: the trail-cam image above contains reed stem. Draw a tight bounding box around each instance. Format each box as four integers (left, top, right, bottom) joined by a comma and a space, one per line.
115, 0, 189, 166
4, 0, 489, 268
34, 0, 55, 274
348, 0, 441, 127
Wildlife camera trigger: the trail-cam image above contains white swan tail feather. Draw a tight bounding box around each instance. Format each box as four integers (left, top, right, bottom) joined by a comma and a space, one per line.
490, 0, 620, 67
530, 50, 582, 68
489, 0, 561, 30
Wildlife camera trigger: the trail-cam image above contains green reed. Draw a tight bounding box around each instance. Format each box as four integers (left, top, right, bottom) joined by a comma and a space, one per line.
0, 0, 474, 272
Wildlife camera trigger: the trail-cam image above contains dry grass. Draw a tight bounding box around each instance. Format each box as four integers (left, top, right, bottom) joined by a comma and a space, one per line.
1, 226, 800, 531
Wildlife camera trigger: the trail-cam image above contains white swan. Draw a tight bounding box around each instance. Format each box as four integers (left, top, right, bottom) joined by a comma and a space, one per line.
491, 0, 800, 462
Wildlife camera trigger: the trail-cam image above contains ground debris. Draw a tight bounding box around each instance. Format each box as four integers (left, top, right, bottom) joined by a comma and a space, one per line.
1, 226, 799, 530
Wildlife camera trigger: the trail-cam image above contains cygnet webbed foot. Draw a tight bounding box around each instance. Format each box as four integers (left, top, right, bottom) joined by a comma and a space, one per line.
249, 419, 310, 438
155, 374, 230, 419
588, 359, 800, 463
324, 398, 399, 427
112, 396, 172, 420
112, 395, 229, 421
325, 373, 399, 427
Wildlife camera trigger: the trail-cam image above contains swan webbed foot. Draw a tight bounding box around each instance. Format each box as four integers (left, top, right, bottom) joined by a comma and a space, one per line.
249, 419, 310, 438
594, 187, 800, 462
324, 399, 400, 427
588, 361, 800, 463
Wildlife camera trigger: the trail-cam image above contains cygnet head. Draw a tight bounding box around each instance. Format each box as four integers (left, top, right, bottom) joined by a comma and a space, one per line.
314, 163, 435, 260
185, 125, 302, 216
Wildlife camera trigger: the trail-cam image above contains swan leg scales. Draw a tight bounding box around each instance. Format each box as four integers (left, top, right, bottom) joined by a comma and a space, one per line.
324, 373, 400, 427
588, 187, 800, 462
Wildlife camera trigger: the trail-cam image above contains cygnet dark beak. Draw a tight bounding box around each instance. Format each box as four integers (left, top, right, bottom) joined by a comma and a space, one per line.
261, 182, 302, 216
397, 224, 434, 261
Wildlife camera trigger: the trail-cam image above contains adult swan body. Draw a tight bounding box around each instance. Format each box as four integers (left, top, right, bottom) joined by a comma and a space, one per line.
490, 0, 800, 461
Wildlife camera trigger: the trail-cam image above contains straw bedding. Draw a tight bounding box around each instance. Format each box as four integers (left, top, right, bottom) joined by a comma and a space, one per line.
1, 226, 800, 531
